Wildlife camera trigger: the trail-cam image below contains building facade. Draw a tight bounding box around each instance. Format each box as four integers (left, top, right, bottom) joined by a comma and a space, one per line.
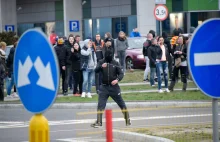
0, 0, 220, 39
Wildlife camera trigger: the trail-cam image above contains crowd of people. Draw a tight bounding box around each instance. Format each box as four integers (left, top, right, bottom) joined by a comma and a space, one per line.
142, 29, 192, 93
0, 27, 193, 102
53, 31, 130, 98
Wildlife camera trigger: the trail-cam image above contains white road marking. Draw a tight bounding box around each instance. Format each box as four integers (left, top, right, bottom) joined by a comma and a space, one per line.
1, 113, 219, 129
194, 52, 220, 66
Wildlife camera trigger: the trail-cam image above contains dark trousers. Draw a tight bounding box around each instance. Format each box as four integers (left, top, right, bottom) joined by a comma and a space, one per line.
60, 66, 67, 93
97, 84, 129, 123
117, 51, 126, 72
168, 56, 173, 79
65, 65, 73, 91
73, 70, 83, 94
171, 66, 187, 83
95, 72, 102, 93
0, 85, 4, 101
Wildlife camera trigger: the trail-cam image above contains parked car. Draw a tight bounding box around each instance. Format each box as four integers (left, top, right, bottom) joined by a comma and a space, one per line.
125, 37, 147, 69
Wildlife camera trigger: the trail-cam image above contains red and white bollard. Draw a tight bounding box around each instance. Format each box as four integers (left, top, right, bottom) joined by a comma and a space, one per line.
105, 109, 113, 142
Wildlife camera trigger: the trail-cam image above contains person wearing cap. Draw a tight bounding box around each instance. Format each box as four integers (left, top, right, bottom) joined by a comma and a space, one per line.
54, 37, 68, 96
91, 50, 131, 128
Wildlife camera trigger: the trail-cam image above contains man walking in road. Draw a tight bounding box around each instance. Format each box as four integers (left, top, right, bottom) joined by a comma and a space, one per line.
91, 50, 131, 128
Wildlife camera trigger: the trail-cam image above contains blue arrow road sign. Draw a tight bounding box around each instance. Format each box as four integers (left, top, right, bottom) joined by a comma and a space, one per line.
14, 29, 59, 113
188, 19, 220, 99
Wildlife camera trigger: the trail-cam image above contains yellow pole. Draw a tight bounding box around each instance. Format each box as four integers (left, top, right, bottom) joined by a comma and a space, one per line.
29, 114, 49, 142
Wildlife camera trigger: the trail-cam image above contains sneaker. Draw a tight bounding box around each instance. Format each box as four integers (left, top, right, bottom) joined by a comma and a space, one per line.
91, 121, 102, 128
63, 92, 68, 96
7, 95, 13, 98
165, 88, 170, 93
151, 85, 155, 87
87, 93, 92, 98
74, 94, 81, 97
126, 119, 131, 126
158, 89, 164, 93
12, 93, 19, 98
81, 92, 86, 98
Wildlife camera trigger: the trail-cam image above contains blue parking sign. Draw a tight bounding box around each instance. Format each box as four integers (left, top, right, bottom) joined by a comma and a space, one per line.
5, 25, 15, 32
69, 20, 80, 32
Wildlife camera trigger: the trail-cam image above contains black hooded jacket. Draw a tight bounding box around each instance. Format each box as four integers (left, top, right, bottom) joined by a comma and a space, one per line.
54, 44, 67, 67
0, 58, 5, 85
69, 48, 81, 71
6, 47, 15, 77
95, 51, 123, 85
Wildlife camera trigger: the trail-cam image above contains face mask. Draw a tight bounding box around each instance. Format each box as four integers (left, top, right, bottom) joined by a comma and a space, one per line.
105, 51, 113, 63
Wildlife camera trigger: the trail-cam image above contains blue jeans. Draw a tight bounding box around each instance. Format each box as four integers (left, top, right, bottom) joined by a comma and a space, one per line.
6, 73, 15, 95
117, 51, 126, 73
156, 61, 168, 90
150, 67, 156, 86
82, 69, 95, 93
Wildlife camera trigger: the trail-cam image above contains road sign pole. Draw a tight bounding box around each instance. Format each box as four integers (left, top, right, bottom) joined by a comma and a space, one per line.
29, 114, 49, 142
160, 21, 162, 36
212, 98, 219, 142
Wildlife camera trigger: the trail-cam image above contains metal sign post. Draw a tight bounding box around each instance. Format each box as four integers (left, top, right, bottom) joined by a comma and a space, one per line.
212, 98, 219, 142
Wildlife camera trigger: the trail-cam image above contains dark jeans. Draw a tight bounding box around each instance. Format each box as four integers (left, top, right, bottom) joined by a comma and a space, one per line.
97, 84, 129, 123
65, 66, 73, 91
73, 70, 83, 94
168, 55, 173, 79
156, 61, 168, 90
150, 67, 156, 86
0, 85, 4, 101
117, 51, 126, 73
95, 72, 103, 93
60, 66, 67, 93
171, 66, 187, 83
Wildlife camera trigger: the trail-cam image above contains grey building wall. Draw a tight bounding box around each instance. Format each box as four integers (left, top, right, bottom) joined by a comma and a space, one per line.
17, 0, 56, 23
63, 0, 82, 37
0, 0, 17, 32
137, 0, 156, 36
91, 0, 131, 18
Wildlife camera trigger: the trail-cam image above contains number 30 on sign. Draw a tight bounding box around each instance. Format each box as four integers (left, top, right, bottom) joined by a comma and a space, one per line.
154, 5, 168, 21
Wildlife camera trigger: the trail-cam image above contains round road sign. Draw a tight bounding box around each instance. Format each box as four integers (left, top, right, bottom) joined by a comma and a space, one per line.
154, 4, 168, 21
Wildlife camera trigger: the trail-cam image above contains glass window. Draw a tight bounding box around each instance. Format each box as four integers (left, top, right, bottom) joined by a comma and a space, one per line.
17, 23, 34, 36
112, 17, 128, 39
83, 19, 93, 40
93, 18, 112, 39
55, 21, 64, 36
128, 15, 137, 37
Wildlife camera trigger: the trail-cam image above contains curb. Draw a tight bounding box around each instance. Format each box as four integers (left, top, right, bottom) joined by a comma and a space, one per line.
0, 101, 213, 109
112, 130, 174, 142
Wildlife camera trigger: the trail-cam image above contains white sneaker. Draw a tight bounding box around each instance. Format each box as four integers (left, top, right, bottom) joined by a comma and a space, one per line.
158, 89, 164, 93
7, 95, 13, 98
151, 85, 155, 87
87, 93, 92, 98
165, 88, 170, 93
81, 92, 86, 98
12, 93, 19, 98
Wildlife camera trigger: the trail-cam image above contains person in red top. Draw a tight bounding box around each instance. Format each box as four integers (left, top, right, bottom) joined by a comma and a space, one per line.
50, 31, 57, 46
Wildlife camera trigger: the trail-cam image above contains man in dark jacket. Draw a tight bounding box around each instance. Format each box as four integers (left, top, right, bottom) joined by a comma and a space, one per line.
142, 33, 153, 82
54, 37, 68, 96
66, 34, 74, 91
93, 34, 105, 94
0, 57, 5, 101
91, 50, 131, 128
148, 38, 158, 86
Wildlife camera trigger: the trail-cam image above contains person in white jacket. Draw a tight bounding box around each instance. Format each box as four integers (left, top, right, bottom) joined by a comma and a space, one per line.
81, 40, 97, 98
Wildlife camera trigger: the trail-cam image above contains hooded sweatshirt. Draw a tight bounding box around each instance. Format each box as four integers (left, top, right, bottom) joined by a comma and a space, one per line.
81, 40, 97, 70
116, 37, 129, 52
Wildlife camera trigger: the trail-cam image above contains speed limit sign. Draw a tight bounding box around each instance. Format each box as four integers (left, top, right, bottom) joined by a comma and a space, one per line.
154, 4, 168, 21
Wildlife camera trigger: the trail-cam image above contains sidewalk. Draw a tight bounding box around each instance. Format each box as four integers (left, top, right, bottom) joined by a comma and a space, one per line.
3, 87, 199, 102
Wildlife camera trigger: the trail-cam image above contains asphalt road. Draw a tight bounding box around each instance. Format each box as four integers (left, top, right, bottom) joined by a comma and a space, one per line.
0, 107, 219, 142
